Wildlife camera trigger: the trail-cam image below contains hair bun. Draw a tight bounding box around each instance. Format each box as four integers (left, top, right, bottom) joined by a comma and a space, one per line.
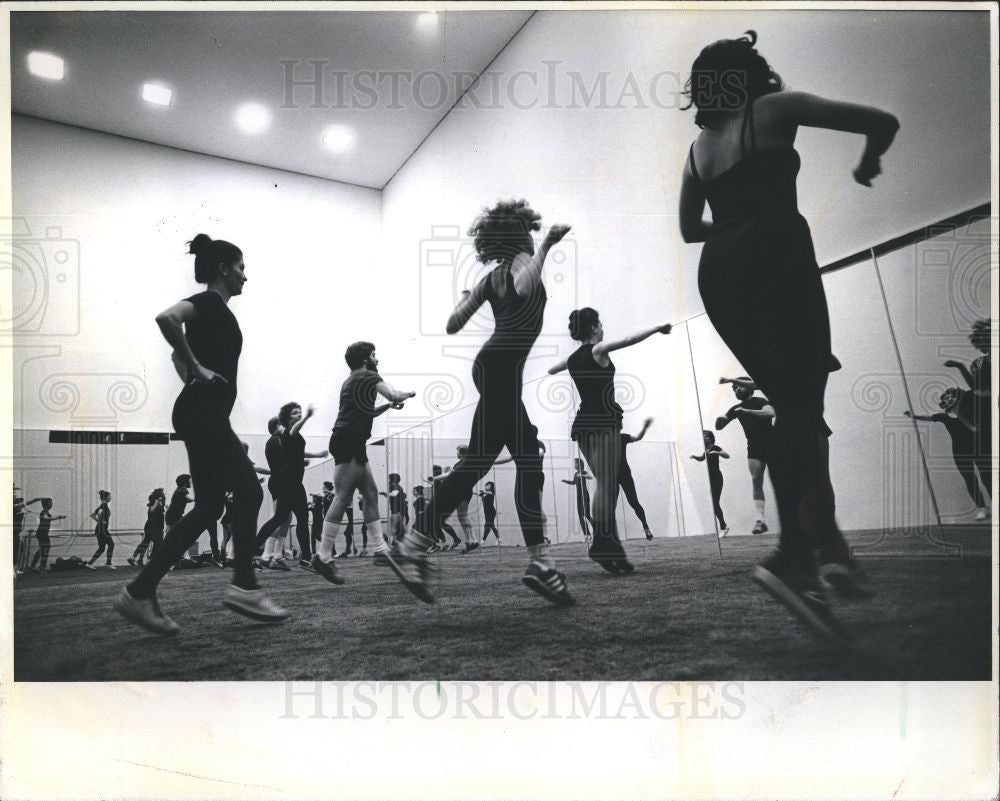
187, 233, 213, 256
568, 310, 580, 340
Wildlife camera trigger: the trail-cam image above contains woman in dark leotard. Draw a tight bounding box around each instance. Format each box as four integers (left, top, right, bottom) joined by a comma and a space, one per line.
619, 417, 654, 539
560, 461, 595, 544
691, 431, 730, 535
130, 489, 165, 566
30, 498, 65, 571
115, 234, 287, 635
907, 388, 989, 517
394, 200, 574, 606
679, 31, 898, 642
426, 465, 463, 550
549, 307, 671, 573
945, 318, 992, 519
86, 491, 114, 569
476, 482, 500, 543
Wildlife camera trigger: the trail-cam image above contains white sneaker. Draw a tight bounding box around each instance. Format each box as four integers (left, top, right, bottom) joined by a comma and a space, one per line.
975, 508, 988, 521
113, 587, 180, 636
223, 585, 290, 622
720, 527, 730, 538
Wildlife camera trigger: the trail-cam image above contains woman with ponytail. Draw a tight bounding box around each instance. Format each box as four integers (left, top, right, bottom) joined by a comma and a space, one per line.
679, 31, 898, 643
114, 234, 288, 635
549, 308, 670, 573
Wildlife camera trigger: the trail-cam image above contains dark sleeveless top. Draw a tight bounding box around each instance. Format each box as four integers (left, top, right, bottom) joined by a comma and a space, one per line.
481, 265, 546, 363
568, 343, 624, 434
688, 100, 801, 228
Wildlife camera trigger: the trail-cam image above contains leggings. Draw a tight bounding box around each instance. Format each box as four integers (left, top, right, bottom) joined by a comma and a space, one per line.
31, 534, 51, 569
255, 482, 311, 559
699, 212, 834, 571
423, 351, 546, 547
709, 471, 727, 529
953, 456, 987, 508
128, 402, 263, 598
482, 512, 499, 541
618, 456, 649, 529
88, 527, 114, 565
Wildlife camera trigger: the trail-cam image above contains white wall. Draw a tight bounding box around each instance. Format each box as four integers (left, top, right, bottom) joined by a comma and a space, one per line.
11, 114, 383, 438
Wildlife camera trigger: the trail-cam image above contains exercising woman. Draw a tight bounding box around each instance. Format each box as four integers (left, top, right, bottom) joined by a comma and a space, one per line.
560, 460, 595, 545
679, 31, 898, 641
549, 307, 671, 573
85, 491, 114, 569
312, 341, 414, 585
129, 489, 165, 566
691, 431, 730, 535
380, 473, 408, 547
393, 201, 575, 606
945, 318, 992, 519
476, 481, 500, 543
716, 377, 773, 534
906, 388, 988, 518
115, 234, 287, 635
619, 417, 654, 539
426, 465, 463, 550
29, 498, 65, 571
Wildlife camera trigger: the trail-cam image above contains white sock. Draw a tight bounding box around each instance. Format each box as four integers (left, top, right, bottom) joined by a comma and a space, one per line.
754, 500, 766, 521
319, 521, 341, 561
367, 518, 387, 552
527, 543, 555, 569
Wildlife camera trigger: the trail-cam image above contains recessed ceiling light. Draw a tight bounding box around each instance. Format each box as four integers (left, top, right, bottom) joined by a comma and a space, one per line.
235, 103, 271, 134
27, 51, 64, 81
142, 82, 172, 106
417, 11, 440, 32
322, 125, 354, 153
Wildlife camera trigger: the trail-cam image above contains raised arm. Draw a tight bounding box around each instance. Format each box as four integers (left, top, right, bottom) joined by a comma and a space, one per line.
156, 300, 226, 386
943, 360, 975, 390
593, 322, 672, 359
633, 417, 654, 442
720, 376, 757, 391
769, 91, 900, 186
288, 405, 314, 438
511, 224, 572, 297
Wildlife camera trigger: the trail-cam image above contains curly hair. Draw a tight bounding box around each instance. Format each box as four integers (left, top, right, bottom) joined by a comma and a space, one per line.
970, 318, 991, 351
682, 31, 784, 129
278, 401, 301, 427
467, 199, 542, 264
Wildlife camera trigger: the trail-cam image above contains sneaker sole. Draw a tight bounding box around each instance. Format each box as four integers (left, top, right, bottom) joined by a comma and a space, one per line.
222, 598, 290, 623
521, 575, 576, 607
113, 595, 180, 637
311, 558, 346, 585
751, 565, 851, 647
376, 552, 435, 604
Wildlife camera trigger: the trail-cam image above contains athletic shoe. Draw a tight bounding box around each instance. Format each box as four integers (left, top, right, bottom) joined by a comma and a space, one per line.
521, 562, 576, 607
106, 564, 117, 570
252, 560, 264, 571
375, 546, 435, 604
223, 585, 290, 622
720, 527, 730, 538
461, 542, 481, 554
751, 551, 852, 646
590, 539, 634, 575
298, 559, 314, 571
752, 520, 769, 535
821, 559, 876, 600
84, 563, 97, 570
271, 558, 291, 572
975, 508, 988, 521
358, 549, 369, 557
213, 559, 225, 570
113, 587, 180, 637
310, 554, 345, 585
126, 557, 136, 566
644, 529, 653, 540
337, 552, 350, 559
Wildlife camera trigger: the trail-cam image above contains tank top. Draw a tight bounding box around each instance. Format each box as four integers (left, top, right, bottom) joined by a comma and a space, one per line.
688, 99, 801, 228
481, 266, 546, 363
567, 343, 624, 430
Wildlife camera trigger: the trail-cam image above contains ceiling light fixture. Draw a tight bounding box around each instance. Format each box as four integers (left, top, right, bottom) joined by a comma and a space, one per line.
235, 103, 271, 134
322, 125, 354, 153
27, 51, 64, 81
142, 82, 172, 106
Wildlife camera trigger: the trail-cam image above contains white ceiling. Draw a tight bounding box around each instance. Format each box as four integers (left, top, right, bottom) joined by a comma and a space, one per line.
10, 10, 534, 188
